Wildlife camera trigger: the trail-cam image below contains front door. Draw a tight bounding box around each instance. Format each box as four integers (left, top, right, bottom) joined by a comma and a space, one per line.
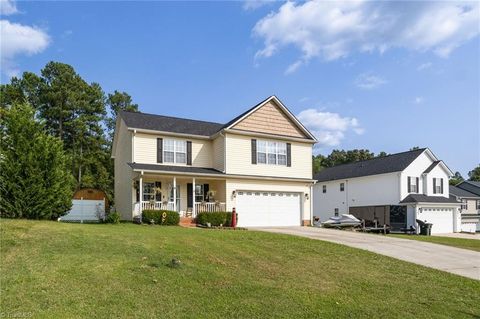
168, 184, 180, 212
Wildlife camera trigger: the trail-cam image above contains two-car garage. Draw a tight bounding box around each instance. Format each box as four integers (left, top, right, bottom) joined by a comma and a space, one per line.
235, 190, 302, 227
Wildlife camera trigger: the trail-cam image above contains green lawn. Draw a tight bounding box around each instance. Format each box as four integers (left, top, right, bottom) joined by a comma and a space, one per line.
390, 234, 480, 252
1, 220, 479, 319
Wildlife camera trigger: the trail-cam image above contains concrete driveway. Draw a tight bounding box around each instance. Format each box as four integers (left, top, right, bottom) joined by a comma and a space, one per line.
255, 227, 480, 280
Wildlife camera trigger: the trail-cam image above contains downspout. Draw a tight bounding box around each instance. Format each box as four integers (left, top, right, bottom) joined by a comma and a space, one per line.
220, 131, 226, 173
310, 181, 316, 226
132, 129, 136, 163
345, 179, 349, 214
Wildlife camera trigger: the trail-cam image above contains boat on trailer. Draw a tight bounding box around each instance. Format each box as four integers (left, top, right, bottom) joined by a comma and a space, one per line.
321, 214, 362, 228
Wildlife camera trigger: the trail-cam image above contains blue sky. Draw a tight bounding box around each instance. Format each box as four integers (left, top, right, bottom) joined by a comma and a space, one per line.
1, 0, 479, 176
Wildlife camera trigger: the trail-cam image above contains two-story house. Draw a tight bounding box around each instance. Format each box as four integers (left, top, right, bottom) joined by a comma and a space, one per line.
112, 96, 317, 227
450, 181, 480, 232
312, 148, 461, 234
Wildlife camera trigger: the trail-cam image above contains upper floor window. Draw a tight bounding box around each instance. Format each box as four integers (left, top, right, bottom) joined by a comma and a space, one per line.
408, 176, 418, 193
334, 208, 339, 216
257, 140, 287, 165
433, 177, 443, 194
340, 183, 345, 192
322, 185, 327, 193
164, 139, 186, 164
461, 199, 467, 210
477, 200, 480, 210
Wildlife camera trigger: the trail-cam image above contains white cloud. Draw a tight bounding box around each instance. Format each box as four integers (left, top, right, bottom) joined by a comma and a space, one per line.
413, 96, 424, 104
0, 0, 18, 15
253, 1, 480, 73
354, 72, 386, 89
0, 20, 50, 77
243, 0, 274, 11
417, 62, 432, 71
297, 108, 364, 146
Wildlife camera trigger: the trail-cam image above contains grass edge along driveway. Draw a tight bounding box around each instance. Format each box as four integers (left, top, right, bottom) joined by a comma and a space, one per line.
1, 219, 479, 319
390, 234, 480, 252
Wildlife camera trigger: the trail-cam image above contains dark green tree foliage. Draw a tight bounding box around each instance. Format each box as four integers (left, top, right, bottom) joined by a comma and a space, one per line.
313, 149, 388, 174
0, 103, 74, 219
468, 165, 480, 181
449, 171, 464, 185
322, 149, 375, 167
106, 90, 139, 140
0, 62, 121, 201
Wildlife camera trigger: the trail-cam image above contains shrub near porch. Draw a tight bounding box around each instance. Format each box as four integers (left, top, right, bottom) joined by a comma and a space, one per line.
142, 210, 180, 225
196, 211, 236, 226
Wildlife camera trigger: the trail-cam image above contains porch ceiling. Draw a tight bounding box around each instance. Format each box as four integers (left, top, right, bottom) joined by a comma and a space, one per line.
128, 163, 224, 176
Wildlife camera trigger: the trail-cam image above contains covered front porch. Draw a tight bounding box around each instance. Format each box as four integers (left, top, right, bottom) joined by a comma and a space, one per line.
133, 173, 227, 218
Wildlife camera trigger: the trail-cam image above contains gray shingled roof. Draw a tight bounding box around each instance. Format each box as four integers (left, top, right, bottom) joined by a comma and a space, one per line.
423, 160, 441, 174
119, 111, 224, 137
456, 181, 480, 196
449, 185, 480, 199
118, 96, 315, 140
400, 194, 459, 204
314, 148, 426, 182
127, 163, 224, 175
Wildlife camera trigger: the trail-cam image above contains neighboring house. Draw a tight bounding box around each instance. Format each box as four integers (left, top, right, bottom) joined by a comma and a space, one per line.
455, 180, 480, 232
112, 96, 316, 227
449, 185, 480, 233
313, 148, 461, 234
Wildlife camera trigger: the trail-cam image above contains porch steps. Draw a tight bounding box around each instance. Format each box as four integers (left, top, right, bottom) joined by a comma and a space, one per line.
179, 217, 196, 228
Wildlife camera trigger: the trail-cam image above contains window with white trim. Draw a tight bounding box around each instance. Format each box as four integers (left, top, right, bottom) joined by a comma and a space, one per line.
434, 178, 443, 194
163, 139, 186, 164
461, 199, 467, 210
476, 200, 480, 210
257, 140, 287, 165
340, 183, 345, 192
408, 177, 418, 193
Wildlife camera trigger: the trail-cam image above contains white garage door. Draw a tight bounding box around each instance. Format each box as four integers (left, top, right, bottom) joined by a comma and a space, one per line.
417, 208, 454, 234
235, 191, 301, 227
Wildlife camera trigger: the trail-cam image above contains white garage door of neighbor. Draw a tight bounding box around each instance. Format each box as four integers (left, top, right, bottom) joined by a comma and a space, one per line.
235, 191, 301, 227
417, 208, 454, 234
61, 199, 105, 222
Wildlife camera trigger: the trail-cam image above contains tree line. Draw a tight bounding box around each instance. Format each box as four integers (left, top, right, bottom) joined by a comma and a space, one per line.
1, 61, 139, 218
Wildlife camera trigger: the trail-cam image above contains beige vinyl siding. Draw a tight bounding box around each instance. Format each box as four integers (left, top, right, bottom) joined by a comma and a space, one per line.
225, 178, 311, 222
224, 133, 312, 179
133, 133, 213, 168
114, 119, 133, 220
212, 135, 225, 172
231, 100, 307, 138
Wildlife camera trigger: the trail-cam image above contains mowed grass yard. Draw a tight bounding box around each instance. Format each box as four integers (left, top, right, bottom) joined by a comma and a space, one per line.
1, 220, 479, 319
390, 234, 480, 252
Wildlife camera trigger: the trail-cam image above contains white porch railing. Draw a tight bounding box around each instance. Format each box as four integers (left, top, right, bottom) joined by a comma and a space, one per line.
195, 202, 226, 213
141, 201, 175, 211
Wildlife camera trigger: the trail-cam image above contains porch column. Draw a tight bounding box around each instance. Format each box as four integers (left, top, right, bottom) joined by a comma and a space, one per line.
173, 176, 177, 212
192, 177, 196, 216
139, 174, 143, 215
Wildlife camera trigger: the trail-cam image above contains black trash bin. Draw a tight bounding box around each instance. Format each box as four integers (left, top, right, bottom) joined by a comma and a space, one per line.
416, 219, 432, 236
425, 223, 433, 236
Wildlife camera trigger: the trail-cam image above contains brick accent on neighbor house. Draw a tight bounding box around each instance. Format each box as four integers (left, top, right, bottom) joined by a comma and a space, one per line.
302, 220, 311, 226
